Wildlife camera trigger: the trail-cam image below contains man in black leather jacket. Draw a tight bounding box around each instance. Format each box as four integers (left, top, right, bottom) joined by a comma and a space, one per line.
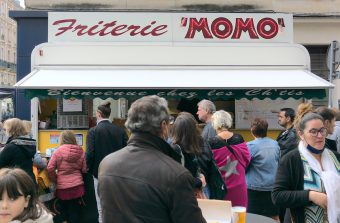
276, 108, 299, 223
98, 95, 206, 223
277, 108, 299, 158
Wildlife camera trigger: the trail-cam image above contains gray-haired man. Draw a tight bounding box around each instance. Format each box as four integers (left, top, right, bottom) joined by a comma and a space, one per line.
98, 95, 206, 223
197, 99, 217, 142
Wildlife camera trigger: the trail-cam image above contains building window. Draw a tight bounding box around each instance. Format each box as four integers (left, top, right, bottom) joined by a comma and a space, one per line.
1, 3, 4, 15
304, 45, 329, 81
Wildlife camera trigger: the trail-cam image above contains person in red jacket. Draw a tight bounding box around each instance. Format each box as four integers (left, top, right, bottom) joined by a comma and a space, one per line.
47, 130, 86, 223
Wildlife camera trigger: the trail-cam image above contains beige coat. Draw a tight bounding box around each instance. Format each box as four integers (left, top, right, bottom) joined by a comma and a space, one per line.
10, 208, 53, 223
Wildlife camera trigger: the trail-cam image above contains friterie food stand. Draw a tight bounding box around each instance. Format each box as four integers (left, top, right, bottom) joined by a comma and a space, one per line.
13, 12, 333, 153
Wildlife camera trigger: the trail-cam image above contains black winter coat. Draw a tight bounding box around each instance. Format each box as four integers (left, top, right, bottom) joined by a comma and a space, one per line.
98, 132, 206, 223
0, 136, 36, 184
272, 149, 340, 223
86, 120, 128, 178
170, 143, 202, 189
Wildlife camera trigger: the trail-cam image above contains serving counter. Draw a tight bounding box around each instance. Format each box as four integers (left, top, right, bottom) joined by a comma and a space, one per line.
38, 129, 88, 155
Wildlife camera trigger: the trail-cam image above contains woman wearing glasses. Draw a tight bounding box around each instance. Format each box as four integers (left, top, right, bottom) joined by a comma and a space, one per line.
272, 112, 340, 223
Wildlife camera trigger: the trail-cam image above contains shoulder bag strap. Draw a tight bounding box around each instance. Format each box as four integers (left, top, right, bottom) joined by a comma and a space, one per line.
223, 140, 236, 157
174, 144, 185, 167
222, 140, 246, 168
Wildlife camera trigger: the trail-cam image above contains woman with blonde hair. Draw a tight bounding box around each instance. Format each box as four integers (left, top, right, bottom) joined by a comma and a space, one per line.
22, 120, 33, 137
21, 120, 47, 170
0, 118, 37, 185
47, 130, 86, 223
209, 110, 251, 207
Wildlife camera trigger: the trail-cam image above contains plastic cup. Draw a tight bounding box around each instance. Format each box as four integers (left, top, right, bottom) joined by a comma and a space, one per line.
232, 206, 246, 223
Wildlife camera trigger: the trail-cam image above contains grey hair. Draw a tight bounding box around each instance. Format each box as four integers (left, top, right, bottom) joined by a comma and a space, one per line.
211, 110, 233, 130
125, 95, 169, 135
197, 99, 216, 114
297, 112, 324, 132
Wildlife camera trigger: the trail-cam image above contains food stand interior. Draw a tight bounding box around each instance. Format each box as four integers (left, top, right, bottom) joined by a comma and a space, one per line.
14, 43, 333, 154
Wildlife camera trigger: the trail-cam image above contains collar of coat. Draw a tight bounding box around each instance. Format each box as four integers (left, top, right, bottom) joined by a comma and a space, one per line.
128, 132, 181, 162
8, 136, 36, 146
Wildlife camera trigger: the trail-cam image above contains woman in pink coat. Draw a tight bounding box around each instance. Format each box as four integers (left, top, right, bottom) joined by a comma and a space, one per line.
209, 110, 251, 208
47, 130, 86, 223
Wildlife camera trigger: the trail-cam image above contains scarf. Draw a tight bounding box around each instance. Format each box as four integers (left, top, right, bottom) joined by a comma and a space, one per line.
298, 141, 340, 223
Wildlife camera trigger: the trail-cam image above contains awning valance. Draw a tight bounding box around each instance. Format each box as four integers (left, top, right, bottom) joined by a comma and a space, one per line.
15, 68, 333, 100
24, 88, 325, 100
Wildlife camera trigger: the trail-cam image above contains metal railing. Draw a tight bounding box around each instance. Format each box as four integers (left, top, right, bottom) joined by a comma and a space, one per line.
0, 59, 16, 72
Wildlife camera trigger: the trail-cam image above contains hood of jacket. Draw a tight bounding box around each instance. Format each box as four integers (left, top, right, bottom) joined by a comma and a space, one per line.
7, 136, 36, 158
58, 144, 84, 163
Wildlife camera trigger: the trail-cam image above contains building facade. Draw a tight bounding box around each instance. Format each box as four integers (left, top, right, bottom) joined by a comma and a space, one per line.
0, 0, 21, 87
10, 0, 340, 121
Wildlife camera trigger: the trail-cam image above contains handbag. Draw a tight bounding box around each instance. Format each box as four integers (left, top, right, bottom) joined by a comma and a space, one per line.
37, 169, 55, 202
207, 159, 227, 200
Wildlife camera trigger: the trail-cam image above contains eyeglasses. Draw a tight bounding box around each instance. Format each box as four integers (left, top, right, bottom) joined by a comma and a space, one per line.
308, 127, 327, 137
168, 116, 175, 125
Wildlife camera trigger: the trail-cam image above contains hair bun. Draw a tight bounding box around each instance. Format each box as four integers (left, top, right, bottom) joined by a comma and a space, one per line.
102, 101, 111, 108
297, 103, 313, 118
294, 102, 314, 129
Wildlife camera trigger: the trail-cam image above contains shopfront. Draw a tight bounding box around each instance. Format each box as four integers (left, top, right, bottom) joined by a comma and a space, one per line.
12, 12, 333, 153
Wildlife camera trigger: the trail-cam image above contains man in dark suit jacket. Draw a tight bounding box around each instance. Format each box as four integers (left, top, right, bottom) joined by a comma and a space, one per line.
86, 101, 128, 223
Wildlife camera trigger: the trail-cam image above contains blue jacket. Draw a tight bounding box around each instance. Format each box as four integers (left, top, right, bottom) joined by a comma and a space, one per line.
246, 137, 280, 191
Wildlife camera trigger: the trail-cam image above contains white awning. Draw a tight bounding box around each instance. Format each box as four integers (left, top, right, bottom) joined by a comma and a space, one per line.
15, 68, 333, 89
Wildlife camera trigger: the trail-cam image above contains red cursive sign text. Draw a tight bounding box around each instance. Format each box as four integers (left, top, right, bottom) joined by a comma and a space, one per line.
52, 19, 168, 37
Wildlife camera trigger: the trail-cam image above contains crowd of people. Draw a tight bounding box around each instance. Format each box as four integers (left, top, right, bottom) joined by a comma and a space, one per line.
0, 96, 339, 223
